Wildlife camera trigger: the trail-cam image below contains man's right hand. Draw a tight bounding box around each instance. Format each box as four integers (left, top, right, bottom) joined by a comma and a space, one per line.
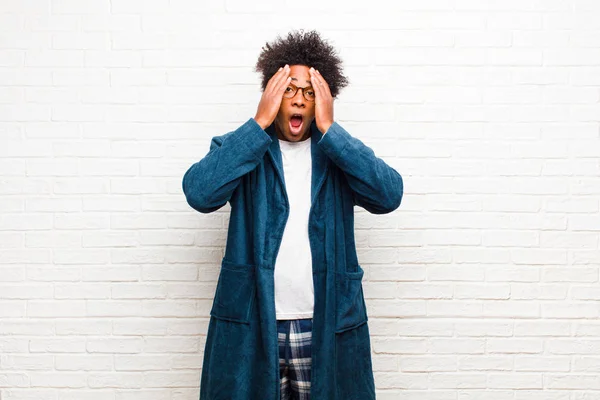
254, 64, 291, 130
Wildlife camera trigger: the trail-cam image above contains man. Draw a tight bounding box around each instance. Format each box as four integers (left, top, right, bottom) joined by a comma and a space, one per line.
182, 30, 403, 400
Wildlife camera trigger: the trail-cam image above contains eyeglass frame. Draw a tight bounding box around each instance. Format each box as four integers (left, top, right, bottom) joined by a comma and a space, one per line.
282, 83, 316, 102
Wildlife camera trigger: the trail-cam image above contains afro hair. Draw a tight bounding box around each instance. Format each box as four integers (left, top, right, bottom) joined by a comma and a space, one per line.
255, 29, 349, 98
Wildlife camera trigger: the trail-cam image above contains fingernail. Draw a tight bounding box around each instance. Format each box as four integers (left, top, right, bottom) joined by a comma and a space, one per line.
285, 64, 289, 68
278, 67, 282, 71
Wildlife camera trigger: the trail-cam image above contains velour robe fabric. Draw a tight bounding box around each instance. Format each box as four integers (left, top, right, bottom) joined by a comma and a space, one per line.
182, 117, 404, 400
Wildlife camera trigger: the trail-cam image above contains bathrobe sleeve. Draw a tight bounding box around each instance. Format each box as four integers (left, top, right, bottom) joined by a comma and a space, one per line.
182, 118, 272, 213
317, 121, 404, 214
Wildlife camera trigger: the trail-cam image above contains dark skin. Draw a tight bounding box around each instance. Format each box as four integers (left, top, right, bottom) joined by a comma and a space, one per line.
254, 64, 334, 142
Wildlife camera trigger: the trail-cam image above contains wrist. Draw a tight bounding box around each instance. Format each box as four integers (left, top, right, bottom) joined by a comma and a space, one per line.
254, 117, 271, 130
253, 117, 268, 130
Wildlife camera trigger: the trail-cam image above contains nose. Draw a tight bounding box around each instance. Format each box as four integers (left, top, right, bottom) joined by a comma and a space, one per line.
291, 89, 305, 107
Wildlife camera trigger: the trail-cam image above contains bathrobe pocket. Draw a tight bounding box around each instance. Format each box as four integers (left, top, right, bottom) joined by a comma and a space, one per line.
210, 259, 256, 324
335, 266, 368, 333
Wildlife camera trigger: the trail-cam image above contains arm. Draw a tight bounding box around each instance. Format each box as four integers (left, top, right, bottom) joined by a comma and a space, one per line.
182, 118, 272, 213
318, 122, 403, 214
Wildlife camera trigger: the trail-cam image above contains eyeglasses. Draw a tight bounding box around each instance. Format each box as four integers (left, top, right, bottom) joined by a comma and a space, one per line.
283, 83, 315, 102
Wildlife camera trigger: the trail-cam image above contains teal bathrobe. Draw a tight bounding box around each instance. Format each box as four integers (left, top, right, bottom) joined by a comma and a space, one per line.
182, 117, 403, 400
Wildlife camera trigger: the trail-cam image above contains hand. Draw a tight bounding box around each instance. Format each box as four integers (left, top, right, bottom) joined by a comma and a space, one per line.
254, 65, 291, 130
309, 67, 334, 134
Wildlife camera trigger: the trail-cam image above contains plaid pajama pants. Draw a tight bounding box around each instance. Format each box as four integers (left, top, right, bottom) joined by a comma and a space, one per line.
277, 318, 313, 400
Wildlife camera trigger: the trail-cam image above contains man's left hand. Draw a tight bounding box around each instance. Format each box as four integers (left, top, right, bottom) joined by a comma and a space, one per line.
309, 67, 334, 134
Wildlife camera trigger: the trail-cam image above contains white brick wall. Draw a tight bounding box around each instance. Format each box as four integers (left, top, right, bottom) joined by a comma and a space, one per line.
1, 0, 599, 398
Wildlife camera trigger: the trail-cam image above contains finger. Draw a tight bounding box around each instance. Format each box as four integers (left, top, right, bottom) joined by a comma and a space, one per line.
264, 66, 284, 92
315, 70, 332, 97
275, 75, 292, 96
268, 65, 290, 93
274, 66, 292, 92
310, 68, 324, 99
312, 70, 328, 98
265, 67, 283, 89
309, 67, 319, 85
309, 67, 318, 87
310, 67, 323, 83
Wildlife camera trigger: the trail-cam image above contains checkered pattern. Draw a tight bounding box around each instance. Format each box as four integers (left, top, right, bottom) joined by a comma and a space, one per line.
277, 318, 313, 400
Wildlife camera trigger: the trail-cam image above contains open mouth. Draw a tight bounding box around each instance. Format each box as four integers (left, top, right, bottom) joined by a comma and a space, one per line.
289, 114, 303, 134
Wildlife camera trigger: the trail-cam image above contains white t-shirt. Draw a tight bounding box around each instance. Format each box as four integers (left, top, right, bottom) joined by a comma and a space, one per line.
274, 136, 314, 320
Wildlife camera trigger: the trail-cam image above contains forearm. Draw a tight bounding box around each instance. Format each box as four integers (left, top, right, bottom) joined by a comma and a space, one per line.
318, 122, 403, 214
182, 118, 272, 213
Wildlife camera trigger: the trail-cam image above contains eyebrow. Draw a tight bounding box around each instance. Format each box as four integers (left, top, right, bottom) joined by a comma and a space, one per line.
290, 77, 312, 85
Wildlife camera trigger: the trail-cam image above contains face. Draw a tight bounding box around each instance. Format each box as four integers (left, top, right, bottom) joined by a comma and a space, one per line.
273, 65, 316, 142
